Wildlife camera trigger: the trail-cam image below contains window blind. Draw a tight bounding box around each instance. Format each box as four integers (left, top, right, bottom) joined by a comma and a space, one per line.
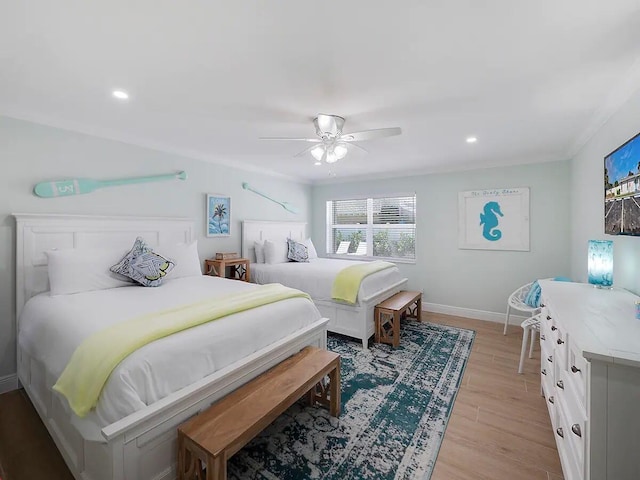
326, 194, 416, 260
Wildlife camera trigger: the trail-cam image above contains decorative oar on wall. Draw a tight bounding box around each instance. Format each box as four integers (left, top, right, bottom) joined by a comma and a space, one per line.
241, 182, 299, 214
34, 171, 187, 197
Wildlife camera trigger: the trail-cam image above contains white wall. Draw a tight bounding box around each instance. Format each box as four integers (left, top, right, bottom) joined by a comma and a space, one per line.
0, 116, 311, 379
311, 161, 572, 318
570, 88, 640, 293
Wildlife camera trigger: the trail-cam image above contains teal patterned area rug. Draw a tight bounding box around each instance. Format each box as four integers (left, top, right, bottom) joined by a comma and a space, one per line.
228, 320, 475, 480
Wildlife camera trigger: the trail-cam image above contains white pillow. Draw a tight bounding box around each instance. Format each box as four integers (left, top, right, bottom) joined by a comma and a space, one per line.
264, 239, 289, 264
254, 241, 265, 264
156, 241, 202, 279
46, 247, 134, 296
305, 238, 318, 259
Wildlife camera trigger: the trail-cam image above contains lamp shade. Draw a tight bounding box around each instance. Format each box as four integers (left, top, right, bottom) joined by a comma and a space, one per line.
587, 240, 613, 288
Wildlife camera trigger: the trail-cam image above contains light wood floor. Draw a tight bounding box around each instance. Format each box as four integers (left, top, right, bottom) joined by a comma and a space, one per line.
0, 313, 562, 480
429, 312, 563, 480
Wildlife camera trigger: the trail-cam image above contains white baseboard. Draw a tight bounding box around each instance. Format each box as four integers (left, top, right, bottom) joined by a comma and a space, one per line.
424, 302, 527, 325
0, 373, 18, 394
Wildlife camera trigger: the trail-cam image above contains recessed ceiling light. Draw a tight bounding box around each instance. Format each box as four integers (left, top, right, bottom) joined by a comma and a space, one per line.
466, 136, 477, 143
112, 90, 129, 100
314, 161, 322, 166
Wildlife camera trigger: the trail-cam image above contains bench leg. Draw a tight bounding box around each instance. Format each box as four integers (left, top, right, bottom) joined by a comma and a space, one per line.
329, 360, 341, 417
406, 295, 423, 322
178, 432, 186, 480
393, 311, 400, 348
179, 435, 205, 480
206, 453, 226, 480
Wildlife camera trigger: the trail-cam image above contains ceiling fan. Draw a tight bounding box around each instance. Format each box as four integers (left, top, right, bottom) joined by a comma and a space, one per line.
259, 114, 402, 164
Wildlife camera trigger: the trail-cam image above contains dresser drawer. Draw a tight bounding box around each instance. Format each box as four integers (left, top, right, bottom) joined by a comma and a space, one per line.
566, 338, 587, 406
541, 344, 554, 400
556, 390, 586, 480
543, 382, 557, 426
539, 317, 554, 353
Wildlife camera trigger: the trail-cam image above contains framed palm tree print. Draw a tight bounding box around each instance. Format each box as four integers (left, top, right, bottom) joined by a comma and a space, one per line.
206, 194, 231, 237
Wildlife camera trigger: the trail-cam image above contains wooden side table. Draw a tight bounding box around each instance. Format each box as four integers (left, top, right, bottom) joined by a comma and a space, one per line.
204, 258, 251, 282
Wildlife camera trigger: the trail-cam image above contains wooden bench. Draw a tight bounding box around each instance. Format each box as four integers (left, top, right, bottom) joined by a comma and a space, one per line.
177, 347, 341, 480
374, 290, 422, 347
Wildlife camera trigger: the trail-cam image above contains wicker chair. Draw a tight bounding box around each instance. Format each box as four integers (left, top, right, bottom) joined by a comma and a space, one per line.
518, 314, 541, 374
504, 282, 540, 335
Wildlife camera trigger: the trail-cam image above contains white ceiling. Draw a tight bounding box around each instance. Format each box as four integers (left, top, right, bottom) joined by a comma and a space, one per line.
2, 1, 640, 183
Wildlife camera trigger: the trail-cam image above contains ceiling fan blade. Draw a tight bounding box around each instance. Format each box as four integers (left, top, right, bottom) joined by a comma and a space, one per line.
259, 137, 321, 142
346, 142, 369, 154
340, 127, 402, 142
294, 144, 322, 158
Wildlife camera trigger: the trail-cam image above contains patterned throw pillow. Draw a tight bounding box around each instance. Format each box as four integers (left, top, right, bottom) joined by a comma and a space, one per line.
110, 237, 176, 287
287, 238, 309, 263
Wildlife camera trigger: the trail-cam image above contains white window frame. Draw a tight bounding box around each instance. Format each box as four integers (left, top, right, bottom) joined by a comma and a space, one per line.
325, 193, 416, 264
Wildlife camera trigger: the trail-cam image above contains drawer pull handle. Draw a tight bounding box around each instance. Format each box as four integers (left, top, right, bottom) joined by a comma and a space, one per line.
551, 326, 557, 331
556, 427, 564, 438
548, 396, 554, 404
546, 315, 551, 320
571, 424, 582, 437
556, 380, 564, 389
540, 334, 546, 341
547, 355, 553, 363
557, 339, 565, 345
571, 365, 581, 374
541, 369, 547, 375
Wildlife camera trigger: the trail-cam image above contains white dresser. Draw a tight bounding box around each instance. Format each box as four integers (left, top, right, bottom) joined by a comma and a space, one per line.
539, 280, 640, 480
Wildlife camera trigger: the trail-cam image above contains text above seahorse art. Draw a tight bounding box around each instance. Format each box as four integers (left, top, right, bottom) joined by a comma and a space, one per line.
458, 187, 530, 251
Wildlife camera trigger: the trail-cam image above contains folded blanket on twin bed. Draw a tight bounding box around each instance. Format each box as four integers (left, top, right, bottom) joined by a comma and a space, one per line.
53, 283, 311, 417
331, 260, 396, 304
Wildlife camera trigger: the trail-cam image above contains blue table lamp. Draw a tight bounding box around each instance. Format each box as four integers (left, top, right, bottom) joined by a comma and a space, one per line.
587, 240, 613, 288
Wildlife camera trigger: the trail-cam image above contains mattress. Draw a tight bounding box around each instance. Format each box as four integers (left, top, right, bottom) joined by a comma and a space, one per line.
18, 275, 321, 432
251, 258, 404, 305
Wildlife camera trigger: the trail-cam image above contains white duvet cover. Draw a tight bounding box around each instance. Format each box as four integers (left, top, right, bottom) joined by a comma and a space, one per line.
18, 276, 321, 434
251, 258, 404, 304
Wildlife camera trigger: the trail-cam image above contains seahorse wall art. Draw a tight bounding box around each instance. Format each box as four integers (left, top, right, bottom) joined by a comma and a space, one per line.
480, 201, 503, 241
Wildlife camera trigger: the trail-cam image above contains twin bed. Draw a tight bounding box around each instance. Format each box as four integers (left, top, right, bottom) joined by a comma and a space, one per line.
14, 214, 327, 480
14, 215, 407, 480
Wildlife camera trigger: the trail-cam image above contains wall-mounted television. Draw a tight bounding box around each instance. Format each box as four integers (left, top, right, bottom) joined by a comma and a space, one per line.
604, 132, 640, 235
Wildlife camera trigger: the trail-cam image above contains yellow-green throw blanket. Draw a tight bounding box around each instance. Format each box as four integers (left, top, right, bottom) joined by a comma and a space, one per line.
331, 261, 396, 305
53, 284, 311, 417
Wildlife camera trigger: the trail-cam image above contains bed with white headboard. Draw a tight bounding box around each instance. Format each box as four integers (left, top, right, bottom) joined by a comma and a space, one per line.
242, 220, 408, 349
14, 213, 328, 480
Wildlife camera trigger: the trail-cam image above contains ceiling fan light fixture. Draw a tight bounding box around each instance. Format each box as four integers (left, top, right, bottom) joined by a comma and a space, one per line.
325, 151, 338, 163
334, 143, 348, 159
310, 145, 325, 161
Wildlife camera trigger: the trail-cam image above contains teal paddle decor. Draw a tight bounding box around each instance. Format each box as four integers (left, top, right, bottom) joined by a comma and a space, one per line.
34, 171, 187, 197
241, 182, 299, 214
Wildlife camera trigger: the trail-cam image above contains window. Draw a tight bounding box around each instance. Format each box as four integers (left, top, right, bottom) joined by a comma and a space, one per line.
326, 194, 416, 261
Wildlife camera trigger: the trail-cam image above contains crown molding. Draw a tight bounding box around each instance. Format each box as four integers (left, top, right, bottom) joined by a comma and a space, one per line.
311, 155, 567, 185
566, 56, 640, 159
